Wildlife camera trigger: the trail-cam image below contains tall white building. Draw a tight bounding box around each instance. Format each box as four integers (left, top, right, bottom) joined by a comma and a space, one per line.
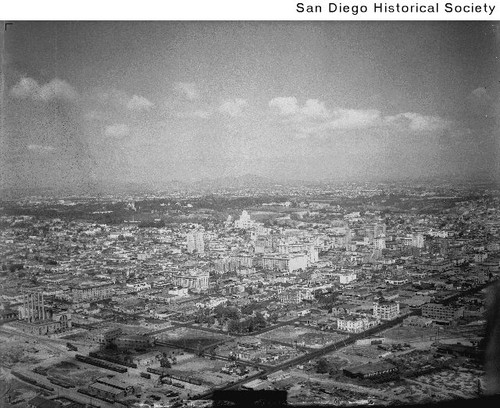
330, 271, 357, 285
337, 316, 370, 333
366, 222, 386, 242
412, 233, 424, 248
278, 243, 319, 266
234, 211, 255, 229
373, 300, 400, 320
374, 237, 386, 250
187, 231, 204, 254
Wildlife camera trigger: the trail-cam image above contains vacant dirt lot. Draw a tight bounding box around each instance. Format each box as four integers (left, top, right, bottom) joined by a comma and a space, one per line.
258, 325, 347, 348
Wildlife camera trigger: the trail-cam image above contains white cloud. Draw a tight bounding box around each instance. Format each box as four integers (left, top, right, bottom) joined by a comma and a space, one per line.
269, 97, 328, 118
301, 99, 330, 118
269, 96, 452, 138
90, 89, 154, 113
105, 124, 130, 138
11, 77, 78, 102
270, 96, 382, 133
471, 87, 489, 100
219, 98, 247, 117
386, 112, 451, 132
127, 95, 154, 111
27, 144, 55, 153
269, 97, 299, 115
174, 82, 200, 100
10, 77, 39, 99
327, 109, 382, 130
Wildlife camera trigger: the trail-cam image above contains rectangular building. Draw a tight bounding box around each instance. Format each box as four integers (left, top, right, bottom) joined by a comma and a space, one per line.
373, 300, 400, 320
262, 253, 308, 273
71, 283, 114, 302
422, 303, 464, 323
343, 361, 398, 379
173, 269, 209, 290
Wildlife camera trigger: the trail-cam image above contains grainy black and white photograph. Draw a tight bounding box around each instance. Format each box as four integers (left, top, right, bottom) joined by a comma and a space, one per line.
1, 19, 500, 408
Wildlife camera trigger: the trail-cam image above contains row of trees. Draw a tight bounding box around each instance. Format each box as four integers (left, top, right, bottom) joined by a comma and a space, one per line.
194, 305, 269, 333
227, 313, 267, 334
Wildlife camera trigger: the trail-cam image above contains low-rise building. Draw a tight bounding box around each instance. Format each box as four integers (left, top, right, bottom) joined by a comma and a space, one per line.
71, 283, 114, 302
115, 334, 153, 350
279, 289, 313, 304
172, 269, 209, 290
87, 327, 122, 345
336, 316, 377, 333
28, 396, 63, 408
422, 303, 464, 323
88, 382, 125, 401
337, 316, 366, 333
343, 361, 398, 379
126, 282, 151, 291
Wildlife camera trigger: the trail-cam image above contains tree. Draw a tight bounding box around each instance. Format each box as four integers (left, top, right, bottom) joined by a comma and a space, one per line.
329, 367, 339, 377
197, 341, 204, 357
241, 304, 256, 316
316, 358, 330, 374
228, 319, 241, 334
160, 358, 171, 368
215, 306, 240, 321
242, 319, 253, 333
253, 312, 266, 329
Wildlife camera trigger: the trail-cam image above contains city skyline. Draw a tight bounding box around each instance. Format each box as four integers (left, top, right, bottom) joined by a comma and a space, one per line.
1, 21, 499, 192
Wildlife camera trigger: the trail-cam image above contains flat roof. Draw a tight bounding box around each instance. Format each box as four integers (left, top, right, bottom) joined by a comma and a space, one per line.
345, 361, 396, 375
96, 376, 131, 390
89, 382, 123, 395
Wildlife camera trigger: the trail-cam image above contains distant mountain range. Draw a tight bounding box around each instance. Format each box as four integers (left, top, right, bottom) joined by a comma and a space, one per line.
0, 172, 497, 199
189, 174, 287, 190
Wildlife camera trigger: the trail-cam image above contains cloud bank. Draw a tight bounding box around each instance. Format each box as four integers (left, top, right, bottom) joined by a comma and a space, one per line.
269, 96, 451, 137
10, 77, 78, 102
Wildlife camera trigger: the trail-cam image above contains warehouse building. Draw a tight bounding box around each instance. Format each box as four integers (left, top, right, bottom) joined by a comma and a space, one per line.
343, 361, 398, 379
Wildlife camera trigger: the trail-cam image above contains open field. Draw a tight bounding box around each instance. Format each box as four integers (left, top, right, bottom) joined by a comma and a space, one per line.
343, 344, 394, 361
286, 371, 390, 405
0, 377, 41, 408
0, 330, 68, 369
155, 327, 227, 350
414, 367, 482, 397
382, 325, 440, 342
136, 352, 259, 400
383, 323, 484, 349
257, 325, 348, 348
0, 343, 43, 368
216, 339, 304, 366
166, 353, 256, 386
43, 360, 110, 387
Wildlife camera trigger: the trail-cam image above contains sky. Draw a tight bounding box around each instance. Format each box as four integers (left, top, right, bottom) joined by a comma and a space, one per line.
1, 21, 499, 191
